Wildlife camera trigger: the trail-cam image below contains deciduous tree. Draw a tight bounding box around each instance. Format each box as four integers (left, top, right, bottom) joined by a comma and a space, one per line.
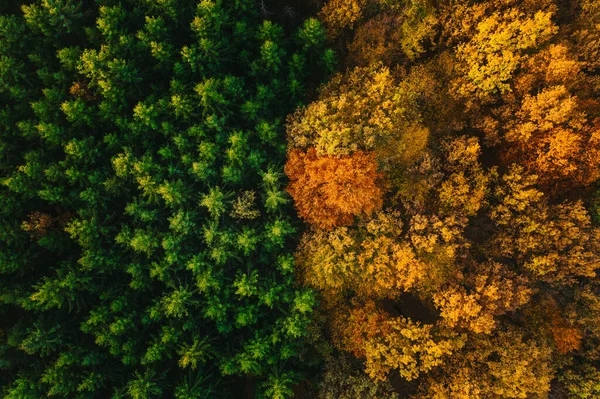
285, 147, 385, 229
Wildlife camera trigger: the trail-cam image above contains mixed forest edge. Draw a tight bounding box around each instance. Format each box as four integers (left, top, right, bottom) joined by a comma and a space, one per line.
2, 0, 600, 398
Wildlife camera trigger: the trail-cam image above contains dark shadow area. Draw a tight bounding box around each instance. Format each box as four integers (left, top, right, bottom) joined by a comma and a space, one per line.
382, 292, 440, 325
389, 370, 419, 398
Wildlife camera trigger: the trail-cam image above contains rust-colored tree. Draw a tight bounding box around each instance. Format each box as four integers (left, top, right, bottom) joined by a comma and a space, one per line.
285, 147, 385, 229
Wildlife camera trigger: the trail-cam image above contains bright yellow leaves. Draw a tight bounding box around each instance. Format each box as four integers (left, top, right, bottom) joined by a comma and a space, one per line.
357, 235, 427, 297
285, 148, 385, 230
438, 136, 494, 217
420, 328, 553, 399
433, 263, 532, 334
456, 9, 556, 99
407, 137, 492, 267
332, 302, 458, 382
396, 0, 439, 60
408, 213, 467, 261
509, 85, 582, 144
363, 316, 456, 381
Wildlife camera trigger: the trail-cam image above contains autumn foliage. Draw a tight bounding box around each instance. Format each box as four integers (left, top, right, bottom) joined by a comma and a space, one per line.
8, 0, 600, 397
285, 147, 385, 229
288, 0, 600, 397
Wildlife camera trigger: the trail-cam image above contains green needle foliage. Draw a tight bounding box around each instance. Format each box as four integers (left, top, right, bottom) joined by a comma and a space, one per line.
0, 0, 332, 397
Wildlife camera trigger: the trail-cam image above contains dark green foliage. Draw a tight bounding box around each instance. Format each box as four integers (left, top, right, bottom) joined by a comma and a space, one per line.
0, 0, 331, 397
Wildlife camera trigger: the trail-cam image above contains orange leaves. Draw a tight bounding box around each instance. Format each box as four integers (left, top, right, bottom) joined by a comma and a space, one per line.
542, 299, 583, 354
331, 300, 391, 358
551, 321, 583, 354
504, 85, 600, 188
477, 37, 600, 190
285, 147, 385, 230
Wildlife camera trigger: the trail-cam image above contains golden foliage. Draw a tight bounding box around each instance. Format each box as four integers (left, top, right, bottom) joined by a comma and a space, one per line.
288, 1, 600, 395
363, 316, 456, 381
332, 302, 457, 382
299, 211, 427, 299
376, 123, 429, 181
319, 0, 369, 38
491, 165, 600, 282
285, 148, 385, 229
287, 66, 420, 157
356, 234, 427, 298
418, 328, 554, 399
433, 262, 532, 334
408, 214, 467, 260
404, 137, 491, 261
514, 44, 582, 94
438, 136, 494, 217
455, 8, 557, 100
395, 0, 438, 60
503, 85, 600, 187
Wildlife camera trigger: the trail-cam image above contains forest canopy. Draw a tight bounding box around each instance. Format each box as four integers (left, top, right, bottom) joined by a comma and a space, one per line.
286, 0, 600, 397
2, 0, 600, 398
0, 0, 331, 397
